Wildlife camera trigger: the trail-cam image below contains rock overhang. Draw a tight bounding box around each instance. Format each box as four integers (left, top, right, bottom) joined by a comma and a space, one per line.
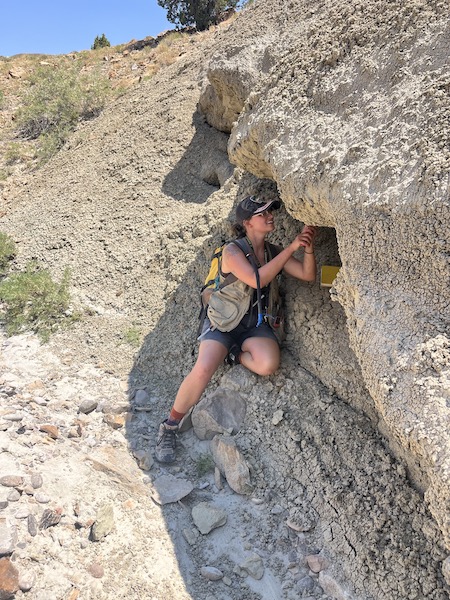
199, 0, 450, 553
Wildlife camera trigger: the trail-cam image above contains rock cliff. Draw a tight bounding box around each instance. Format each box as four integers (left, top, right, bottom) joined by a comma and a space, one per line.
1, 0, 449, 598
201, 0, 450, 557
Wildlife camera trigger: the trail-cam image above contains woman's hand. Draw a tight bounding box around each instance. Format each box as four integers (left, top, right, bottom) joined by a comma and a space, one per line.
291, 225, 317, 251
283, 225, 317, 282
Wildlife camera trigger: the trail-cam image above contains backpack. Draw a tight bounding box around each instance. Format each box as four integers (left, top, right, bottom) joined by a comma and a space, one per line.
198, 238, 285, 341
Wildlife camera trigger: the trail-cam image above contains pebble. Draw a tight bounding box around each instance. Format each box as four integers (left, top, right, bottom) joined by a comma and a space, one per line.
88, 562, 105, 578
192, 502, 227, 535
78, 399, 98, 414
30, 473, 43, 489
306, 554, 328, 573
3, 414, 24, 422
297, 575, 315, 592
103, 414, 125, 429
133, 449, 154, 471
200, 566, 224, 581
39, 508, 62, 529
0, 523, 17, 555
151, 474, 194, 505
27, 514, 38, 537
34, 492, 50, 504
18, 570, 36, 592
0, 475, 24, 488
182, 528, 199, 546
32, 398, 47, 406
134, 389, 149, 405
0, 557, 19, 597
39, 424, 60, 439
91, 503, 115, 541
250, 497, 264, 505
7, 489, 21, 502
272, 409, 284, 425
14, 506, 30, 519
239, 553, 265, 580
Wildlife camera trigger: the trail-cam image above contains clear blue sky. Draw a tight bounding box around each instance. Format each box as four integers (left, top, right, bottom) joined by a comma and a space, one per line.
0, 0, 173, 57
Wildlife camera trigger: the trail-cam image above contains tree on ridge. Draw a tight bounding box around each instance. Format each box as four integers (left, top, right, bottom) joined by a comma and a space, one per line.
157, 0, 240, 31
91, 34, 111, 50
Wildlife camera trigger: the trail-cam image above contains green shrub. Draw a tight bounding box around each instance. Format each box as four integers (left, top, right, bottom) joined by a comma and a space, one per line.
0, 261, 77, 341
4, 142, 29, 165
0, 89, 4, 109
92, 34, 111, 50
16, 65, 111, 162
123, 325, 141, 347
196, 453, 215, 476
37, 129, 67, 165
0, 232, 16, 275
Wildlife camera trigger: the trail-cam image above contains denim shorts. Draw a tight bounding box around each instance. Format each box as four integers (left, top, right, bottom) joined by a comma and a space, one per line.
198, 317, 279, 351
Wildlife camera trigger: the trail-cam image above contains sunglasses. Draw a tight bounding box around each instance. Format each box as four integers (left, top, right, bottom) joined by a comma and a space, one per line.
253, 209, 273, 217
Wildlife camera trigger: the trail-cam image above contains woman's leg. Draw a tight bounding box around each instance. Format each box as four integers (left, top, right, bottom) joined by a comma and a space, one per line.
240, 337, 280, 376
172, 339, 228, 414
156, 339, 228, 463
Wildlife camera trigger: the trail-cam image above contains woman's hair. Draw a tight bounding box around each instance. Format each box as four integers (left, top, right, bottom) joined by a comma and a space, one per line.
232, 222, 247, 238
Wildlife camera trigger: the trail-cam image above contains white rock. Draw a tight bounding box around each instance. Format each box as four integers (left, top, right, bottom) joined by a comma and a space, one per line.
272, 410, 284, 425
19, 570, 36, 591
151, 474, 194, 505
200, 566, 224, 581
191, 502, 227, 535
239, 553, 264, 580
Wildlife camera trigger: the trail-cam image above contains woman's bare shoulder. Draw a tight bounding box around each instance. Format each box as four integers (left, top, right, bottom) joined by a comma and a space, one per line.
224, 241, 245, 256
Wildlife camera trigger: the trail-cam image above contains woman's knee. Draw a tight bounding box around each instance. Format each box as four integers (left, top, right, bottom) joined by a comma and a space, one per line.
242, 338, 280, 376
242, 349, 279, 376
192, 353, 225, 381
256, 355, 279, 376
191, 360, 216, 383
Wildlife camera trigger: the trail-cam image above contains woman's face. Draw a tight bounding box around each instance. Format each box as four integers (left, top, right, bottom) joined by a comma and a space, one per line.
245, 209, 275, 233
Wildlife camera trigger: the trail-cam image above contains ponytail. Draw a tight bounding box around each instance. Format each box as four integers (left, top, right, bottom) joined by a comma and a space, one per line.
232, 222, 246, 239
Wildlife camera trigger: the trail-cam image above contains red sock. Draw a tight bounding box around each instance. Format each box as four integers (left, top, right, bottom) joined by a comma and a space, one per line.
166, 408, 185, 427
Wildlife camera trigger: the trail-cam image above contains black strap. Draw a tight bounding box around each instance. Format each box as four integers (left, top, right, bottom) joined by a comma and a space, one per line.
233, 238, 264, 327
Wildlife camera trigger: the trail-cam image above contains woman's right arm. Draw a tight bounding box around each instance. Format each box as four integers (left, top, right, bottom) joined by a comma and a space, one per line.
222, 234, 308, 289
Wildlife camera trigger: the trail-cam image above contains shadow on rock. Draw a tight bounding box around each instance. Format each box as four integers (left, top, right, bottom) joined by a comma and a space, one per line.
161, 111, 234, 204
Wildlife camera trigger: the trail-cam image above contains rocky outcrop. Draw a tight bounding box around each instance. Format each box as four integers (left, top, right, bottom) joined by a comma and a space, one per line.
199, 0, 450, 561
1, 1, 449, 598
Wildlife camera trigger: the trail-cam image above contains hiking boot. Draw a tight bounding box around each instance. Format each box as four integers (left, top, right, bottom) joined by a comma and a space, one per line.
225, 344, 241, 366
155, 420, 178, 463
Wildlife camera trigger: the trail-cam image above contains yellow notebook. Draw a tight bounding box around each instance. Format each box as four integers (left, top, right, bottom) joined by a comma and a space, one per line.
320, 265, 340, 288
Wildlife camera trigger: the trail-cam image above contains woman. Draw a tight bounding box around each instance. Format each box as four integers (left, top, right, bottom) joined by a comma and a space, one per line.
156, 195, 316, 463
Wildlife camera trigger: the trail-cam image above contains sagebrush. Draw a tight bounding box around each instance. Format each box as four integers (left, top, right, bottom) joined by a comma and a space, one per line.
16, 65, 111, 162
0, 232, 16, 276
0, 262, 77, 341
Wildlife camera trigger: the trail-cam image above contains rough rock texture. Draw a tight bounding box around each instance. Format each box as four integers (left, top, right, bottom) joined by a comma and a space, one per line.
201, 0, 450, 553
1, 1, 449, 598
192, 388, 247, 439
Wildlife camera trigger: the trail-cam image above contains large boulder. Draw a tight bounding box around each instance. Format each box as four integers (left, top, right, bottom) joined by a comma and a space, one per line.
192, 386, 247, 440
201, 0, 450, 552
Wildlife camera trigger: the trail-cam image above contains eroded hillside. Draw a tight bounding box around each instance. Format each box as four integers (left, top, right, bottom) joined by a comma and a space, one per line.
1, 1, 449, 599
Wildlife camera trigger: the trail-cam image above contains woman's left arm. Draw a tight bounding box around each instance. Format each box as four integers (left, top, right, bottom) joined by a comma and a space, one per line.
282, 226, 317, 282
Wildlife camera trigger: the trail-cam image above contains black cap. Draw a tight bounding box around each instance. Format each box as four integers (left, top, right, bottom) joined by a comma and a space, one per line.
235, 196, 281, 224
